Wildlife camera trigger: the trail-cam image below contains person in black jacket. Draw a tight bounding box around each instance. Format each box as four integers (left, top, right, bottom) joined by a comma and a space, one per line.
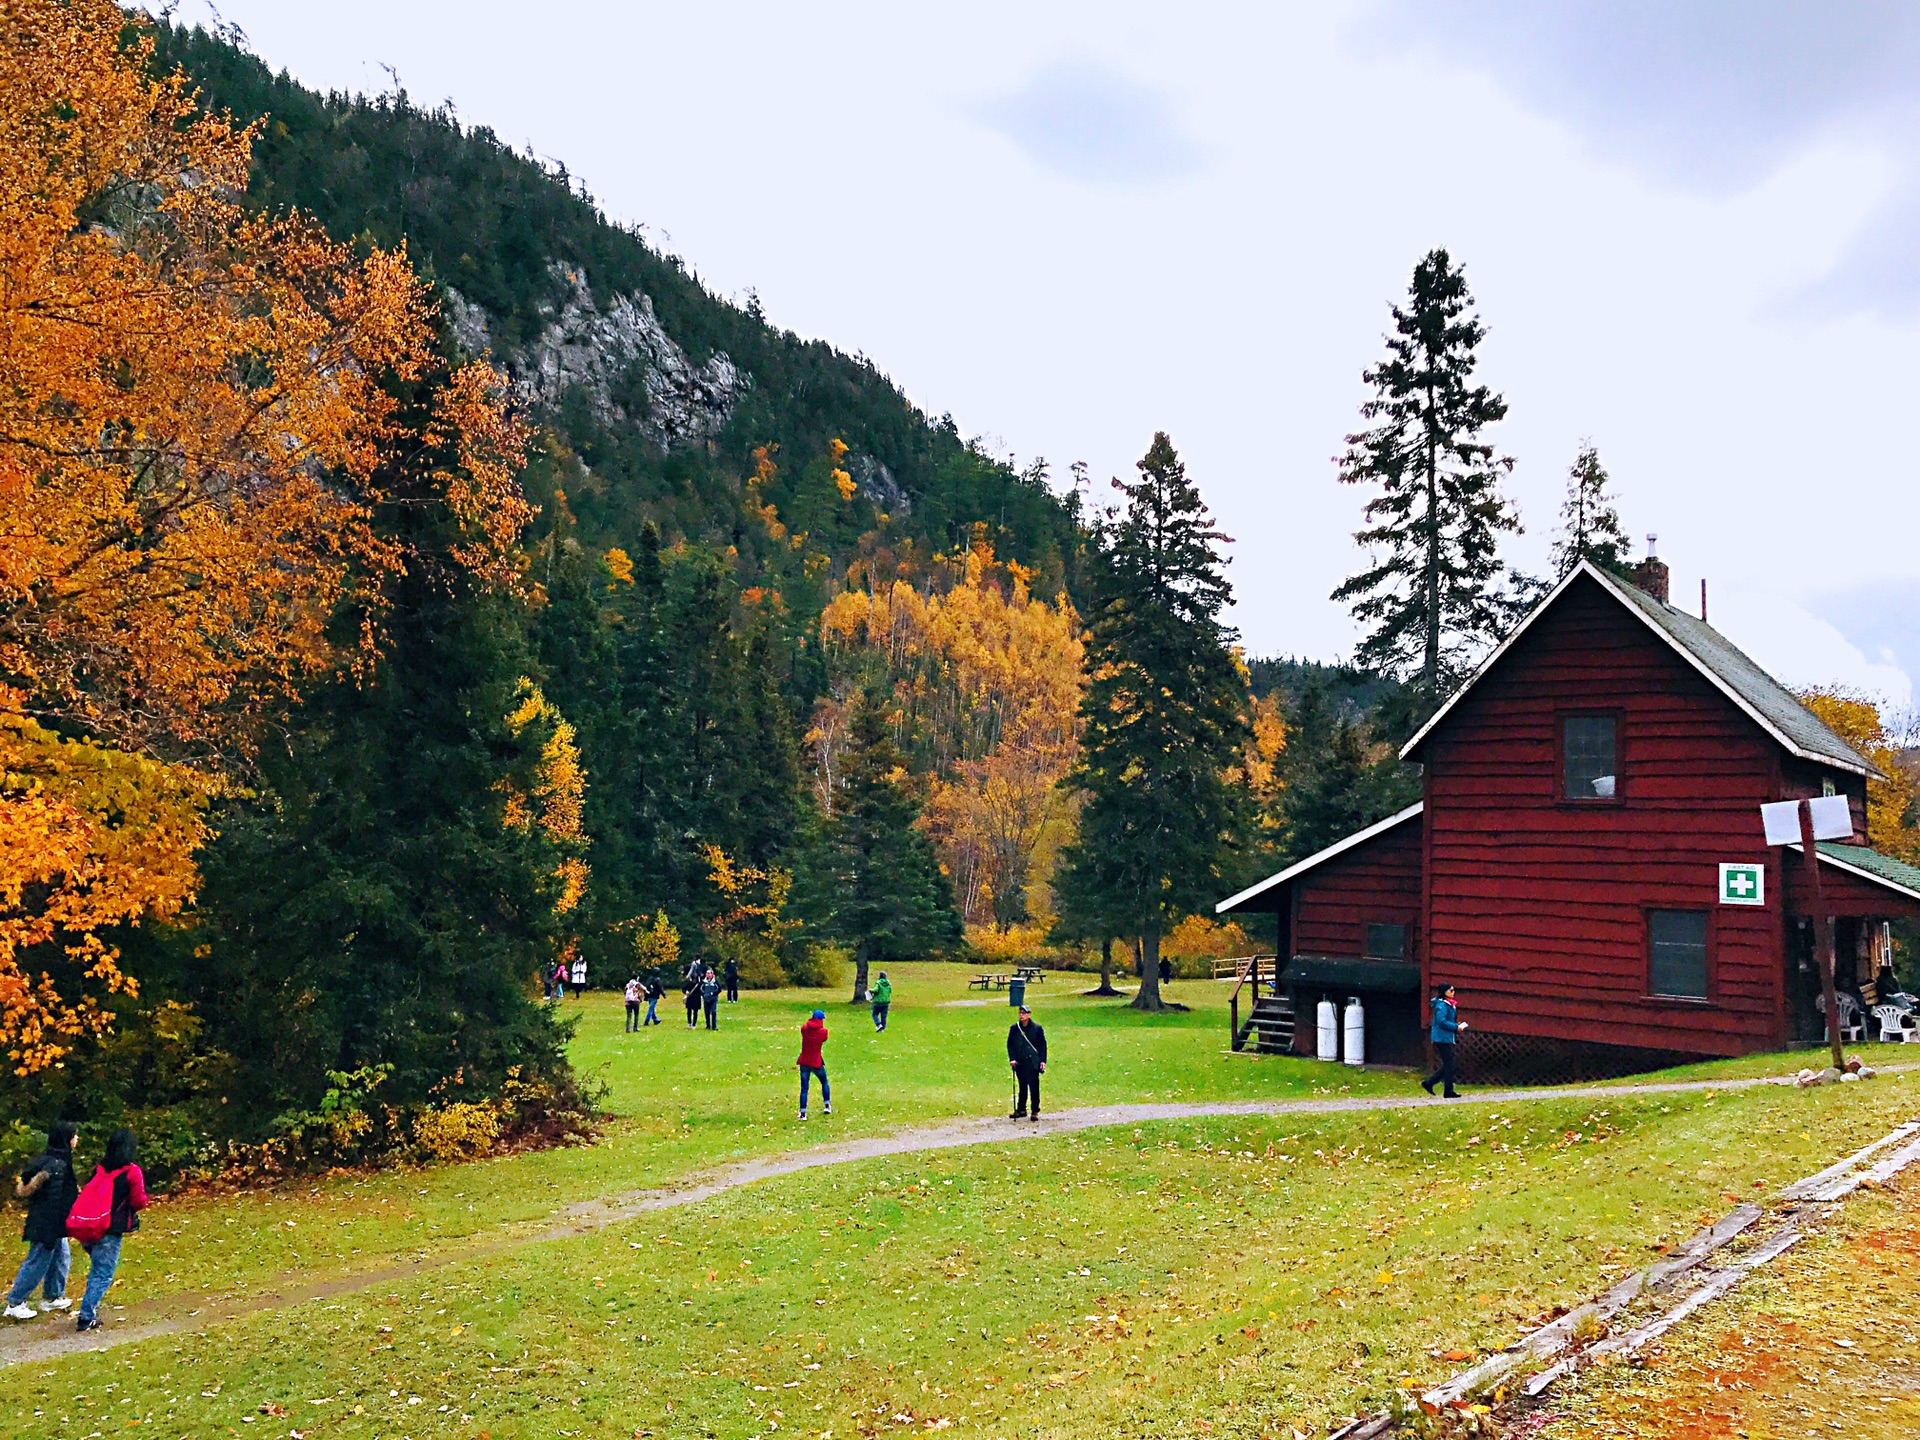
1006, 1006, 1047, 1120
4, 1121, 78, 1320
723, 955, 740, 1003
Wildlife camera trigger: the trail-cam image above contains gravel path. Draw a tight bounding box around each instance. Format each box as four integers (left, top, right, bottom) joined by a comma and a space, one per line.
0, 1069, 1862, 1367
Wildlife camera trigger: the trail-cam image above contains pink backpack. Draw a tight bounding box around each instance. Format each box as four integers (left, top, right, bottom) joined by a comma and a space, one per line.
66, 1166, 119, 1244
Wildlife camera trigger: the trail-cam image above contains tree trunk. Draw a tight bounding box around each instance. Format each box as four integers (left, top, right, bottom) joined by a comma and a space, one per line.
1132, 936, 1144, 977
1423, 424, 1441, 699
851, 951, 870, 1006
1089, 936, 1120, 996
1131, 920, 1166, 1012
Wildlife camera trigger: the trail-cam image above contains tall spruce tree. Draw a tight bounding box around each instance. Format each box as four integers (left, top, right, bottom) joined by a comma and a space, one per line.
1550, 443, 1631, 579
1333, 249, 1521, 709
814, 687, 962, 1003
179, 378, 579, 1122
1055, 434, 1250, 1013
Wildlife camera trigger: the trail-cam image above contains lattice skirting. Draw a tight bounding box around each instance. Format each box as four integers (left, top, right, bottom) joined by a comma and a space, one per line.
1453, 1030, 1703, 1086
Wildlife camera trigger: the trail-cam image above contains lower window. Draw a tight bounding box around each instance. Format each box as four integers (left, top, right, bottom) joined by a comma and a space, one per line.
1364, 923, 1407, 961
1649, 909, 1709, 999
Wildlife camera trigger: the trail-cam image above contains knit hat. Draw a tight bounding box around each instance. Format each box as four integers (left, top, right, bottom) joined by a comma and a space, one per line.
811, 1009, 826, 1020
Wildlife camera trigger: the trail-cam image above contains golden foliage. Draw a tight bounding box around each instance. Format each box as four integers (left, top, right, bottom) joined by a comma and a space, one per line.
0, 1, 530, 1070
603, 547, 635, 586
632, 909, 681, 972
502, 680, 590, 915
699, 843, 797, 952
413, 1100, 503, 1162
816, 540, 1085, 925
0, 0, 526, 751
1798, 688, 1920, 864
1161, 915, 1252, 962
0, 714, 211, 1073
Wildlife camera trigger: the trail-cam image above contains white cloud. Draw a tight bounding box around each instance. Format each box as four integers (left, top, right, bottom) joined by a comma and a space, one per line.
972, 59, 1204, 184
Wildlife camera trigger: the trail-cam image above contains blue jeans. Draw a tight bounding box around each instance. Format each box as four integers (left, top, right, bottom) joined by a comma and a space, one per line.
872, 1003, 889, 1032
643, 997, 659, 1025
799, 1066, 829, 1111
78, 1234, 121, 1325
7, 1239, 69, 1305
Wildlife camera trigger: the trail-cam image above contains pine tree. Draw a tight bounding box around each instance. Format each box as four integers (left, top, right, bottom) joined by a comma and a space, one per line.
1550, 443, 1631, 579
1278, 682, 1421, 865
1333, 249, 1521, 708
1054, 434, 1250, 1014
815, 687, 962, 1002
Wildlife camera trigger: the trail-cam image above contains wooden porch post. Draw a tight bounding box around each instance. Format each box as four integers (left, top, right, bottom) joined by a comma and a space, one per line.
1798, 801, 1846, 1072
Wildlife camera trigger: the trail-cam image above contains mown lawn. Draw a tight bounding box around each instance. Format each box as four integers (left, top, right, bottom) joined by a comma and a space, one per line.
1, 988, 1917, 1438
27, 966, 1405, 1317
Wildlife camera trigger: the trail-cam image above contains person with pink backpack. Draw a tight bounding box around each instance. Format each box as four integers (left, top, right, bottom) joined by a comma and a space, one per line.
64, 1129, 146, 1333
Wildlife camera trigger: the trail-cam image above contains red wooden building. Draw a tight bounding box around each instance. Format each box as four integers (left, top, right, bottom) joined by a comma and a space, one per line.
1218, 555, 1920, 1079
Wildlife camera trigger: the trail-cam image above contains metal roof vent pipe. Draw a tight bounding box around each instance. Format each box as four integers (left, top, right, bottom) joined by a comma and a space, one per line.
1632, 533, 1670, 605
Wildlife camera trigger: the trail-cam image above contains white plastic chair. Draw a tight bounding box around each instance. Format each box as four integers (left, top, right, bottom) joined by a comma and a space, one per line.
1872, 1004, 1920, 1043
1818, 992, 1868, 1044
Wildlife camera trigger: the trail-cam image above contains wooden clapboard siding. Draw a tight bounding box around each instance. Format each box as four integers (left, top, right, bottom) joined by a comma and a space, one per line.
1291, 812, 1423, 962
1421, 574, 1794, 1056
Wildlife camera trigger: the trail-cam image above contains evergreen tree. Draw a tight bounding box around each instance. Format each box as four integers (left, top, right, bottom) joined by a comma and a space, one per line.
1333, 249, 1521, 709
179, 379, 579, 1123
813, 688, 962, 1002
1278, 682, 1422, 864
1055, 434, 1250, 1014
1550, 443, 1631, 579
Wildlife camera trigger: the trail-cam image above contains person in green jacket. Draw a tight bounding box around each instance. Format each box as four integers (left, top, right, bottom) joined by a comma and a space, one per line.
869, 972, 892, 1032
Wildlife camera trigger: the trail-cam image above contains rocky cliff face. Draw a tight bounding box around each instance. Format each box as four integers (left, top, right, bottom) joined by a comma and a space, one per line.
446, 263, 745, 449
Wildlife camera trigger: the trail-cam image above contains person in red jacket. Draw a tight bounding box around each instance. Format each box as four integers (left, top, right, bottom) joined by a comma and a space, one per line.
76, 1128, 146, 1333
797, 1009, 831, 1120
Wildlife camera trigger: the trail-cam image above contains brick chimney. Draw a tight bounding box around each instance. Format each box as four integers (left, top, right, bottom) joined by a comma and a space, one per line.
1632, 533, 1670, 605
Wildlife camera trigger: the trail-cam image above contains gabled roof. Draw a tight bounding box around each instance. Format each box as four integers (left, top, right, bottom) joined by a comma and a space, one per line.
1400, 560, 1879, 779
1790, 842, 1920, 904
1215, 803, 1423, 915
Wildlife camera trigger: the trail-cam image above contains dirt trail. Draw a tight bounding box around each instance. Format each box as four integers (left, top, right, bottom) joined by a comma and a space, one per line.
0, 1070, 1866, 1368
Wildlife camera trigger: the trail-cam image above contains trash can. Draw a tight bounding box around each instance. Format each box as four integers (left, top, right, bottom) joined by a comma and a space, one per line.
1008, 978, 1027, 1009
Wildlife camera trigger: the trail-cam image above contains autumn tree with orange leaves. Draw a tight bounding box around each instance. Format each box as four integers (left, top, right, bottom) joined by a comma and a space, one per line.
0, 0, 529, 1074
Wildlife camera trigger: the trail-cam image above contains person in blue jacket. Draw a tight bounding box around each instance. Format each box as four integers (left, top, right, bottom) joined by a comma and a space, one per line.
1422, 984, 1466, 1098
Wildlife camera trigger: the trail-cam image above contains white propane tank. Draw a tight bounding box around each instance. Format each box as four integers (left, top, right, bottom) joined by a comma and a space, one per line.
1316, 998, 1339, 1061
1342, 996, 1366, 1067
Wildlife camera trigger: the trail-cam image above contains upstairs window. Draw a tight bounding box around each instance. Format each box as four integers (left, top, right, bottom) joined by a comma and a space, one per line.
1364, 923, 1407, 961
1649, 909, 1709, 999
1563, 715, 1618, 800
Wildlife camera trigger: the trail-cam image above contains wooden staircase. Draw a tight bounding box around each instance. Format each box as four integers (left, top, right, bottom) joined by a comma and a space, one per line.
1233, 993, 1296, 1054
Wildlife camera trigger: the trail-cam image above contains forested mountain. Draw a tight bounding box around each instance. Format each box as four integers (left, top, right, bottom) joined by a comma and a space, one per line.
152, 23, 1078, 602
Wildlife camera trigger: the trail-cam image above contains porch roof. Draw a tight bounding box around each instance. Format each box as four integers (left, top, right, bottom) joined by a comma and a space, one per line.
1794, 842, 1920, 905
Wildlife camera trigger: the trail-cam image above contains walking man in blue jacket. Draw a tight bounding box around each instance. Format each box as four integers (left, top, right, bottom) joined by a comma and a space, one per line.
1422, 984, 1466, 1098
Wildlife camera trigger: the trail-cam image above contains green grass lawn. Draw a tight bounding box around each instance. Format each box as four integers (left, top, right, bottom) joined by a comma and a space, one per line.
51, 965, 1404, 1317
3, 963, 1916, 1438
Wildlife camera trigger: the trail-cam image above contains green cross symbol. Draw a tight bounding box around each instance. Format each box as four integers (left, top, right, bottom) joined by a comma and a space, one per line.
1727, 870, 1756, 898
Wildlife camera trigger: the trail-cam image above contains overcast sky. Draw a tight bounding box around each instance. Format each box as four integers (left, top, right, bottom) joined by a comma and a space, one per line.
187, 1, 1920, 705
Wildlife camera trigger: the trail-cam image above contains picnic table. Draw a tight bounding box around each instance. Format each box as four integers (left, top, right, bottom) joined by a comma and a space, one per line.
969, 973, 1013, 991
1014, 966, 1046, 983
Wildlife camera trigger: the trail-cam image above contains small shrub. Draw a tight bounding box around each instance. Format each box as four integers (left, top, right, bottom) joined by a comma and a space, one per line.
711, 932, 786, 988
413, 1100, 503, 1162
788, 943, 847, 989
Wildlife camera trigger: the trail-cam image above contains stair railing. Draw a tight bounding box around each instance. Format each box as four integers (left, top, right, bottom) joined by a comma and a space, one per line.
1229, 953, 1262, 1051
